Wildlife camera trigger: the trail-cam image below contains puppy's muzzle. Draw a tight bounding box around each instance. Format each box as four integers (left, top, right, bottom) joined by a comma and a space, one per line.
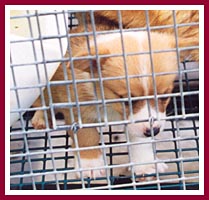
144, 127, 160, 137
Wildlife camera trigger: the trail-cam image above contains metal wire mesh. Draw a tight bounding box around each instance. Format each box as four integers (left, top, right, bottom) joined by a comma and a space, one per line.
9, 10, 199, 190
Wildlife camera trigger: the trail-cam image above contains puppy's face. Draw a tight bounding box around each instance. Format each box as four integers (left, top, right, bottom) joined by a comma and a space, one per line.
101, 54, 176, 138
74, 32, 177, 138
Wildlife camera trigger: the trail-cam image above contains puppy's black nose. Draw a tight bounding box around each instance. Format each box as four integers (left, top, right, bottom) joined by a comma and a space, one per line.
144, 127, 160, 137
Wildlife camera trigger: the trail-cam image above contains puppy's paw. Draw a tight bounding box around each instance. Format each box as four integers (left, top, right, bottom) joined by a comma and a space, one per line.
31, 111, 52, 129
74, 154, 106, 179
156, 162, 168, 173
31, 115, 46, 129
130, 162, 168, 181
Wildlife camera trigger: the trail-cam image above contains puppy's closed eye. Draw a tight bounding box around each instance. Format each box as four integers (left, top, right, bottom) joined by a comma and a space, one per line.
159, 96, 170, 103
120, 94, 138, 107
158, 90, 173, 105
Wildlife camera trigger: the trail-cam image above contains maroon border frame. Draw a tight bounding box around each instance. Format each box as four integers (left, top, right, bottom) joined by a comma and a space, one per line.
2, 1, 206, 199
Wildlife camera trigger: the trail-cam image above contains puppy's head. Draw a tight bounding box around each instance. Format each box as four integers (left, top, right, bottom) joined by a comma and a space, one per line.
73, 32, 178, 138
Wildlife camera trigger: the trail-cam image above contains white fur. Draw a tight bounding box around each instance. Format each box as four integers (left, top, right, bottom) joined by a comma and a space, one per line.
128, 104, 166, 138
94, 32, 147, 45
128, 137, 168, 180
127, 103, 167, 177
74, 154, 106, 179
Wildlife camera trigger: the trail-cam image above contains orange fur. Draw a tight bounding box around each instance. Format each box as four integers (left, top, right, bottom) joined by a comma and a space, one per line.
32, 31, 177, 156
31, 10, 199, 178
77, 10, 199, 61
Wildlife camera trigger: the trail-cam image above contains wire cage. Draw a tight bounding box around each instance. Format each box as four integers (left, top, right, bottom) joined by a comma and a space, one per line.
9, 10, 199, 190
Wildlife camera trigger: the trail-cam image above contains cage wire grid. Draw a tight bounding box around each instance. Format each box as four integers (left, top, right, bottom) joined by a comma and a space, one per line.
9, 10, 199, 190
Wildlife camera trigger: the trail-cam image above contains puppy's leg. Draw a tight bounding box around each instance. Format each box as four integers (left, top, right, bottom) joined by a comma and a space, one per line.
129, 138, 168, 181
31, 63, 68, 130
68, 127, 106, 179
31, 96, 52, 129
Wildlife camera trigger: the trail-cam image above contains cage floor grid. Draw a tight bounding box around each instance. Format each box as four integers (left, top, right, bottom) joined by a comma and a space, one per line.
10, 116, 199, 190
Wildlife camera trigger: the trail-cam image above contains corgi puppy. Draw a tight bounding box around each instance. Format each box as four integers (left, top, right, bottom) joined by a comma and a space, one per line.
32, 30, 179, 179
77, 10, 199, 62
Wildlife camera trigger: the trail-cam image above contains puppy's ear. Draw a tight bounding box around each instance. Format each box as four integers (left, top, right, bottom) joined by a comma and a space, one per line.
72, 45, 110, 71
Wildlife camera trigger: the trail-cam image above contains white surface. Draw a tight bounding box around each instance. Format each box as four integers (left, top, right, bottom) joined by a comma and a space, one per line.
10, 11, 68, 126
